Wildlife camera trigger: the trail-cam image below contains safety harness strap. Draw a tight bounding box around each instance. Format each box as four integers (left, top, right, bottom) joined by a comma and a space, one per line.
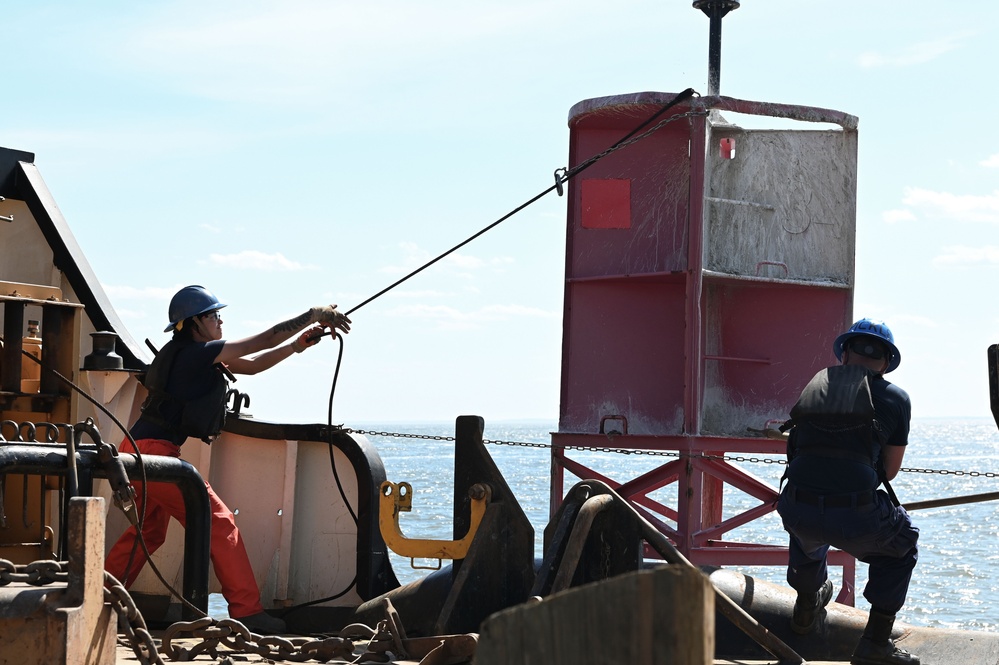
781, 365, 901, 507
140, 340, 228, 444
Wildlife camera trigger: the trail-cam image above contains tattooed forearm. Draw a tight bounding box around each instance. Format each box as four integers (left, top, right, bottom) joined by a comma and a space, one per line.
271, 310, 313, 335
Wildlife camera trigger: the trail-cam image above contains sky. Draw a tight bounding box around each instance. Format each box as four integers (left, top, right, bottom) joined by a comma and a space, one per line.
2, 1, 998, 426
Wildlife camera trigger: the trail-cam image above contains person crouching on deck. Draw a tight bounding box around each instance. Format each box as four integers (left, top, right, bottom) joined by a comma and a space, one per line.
105, 285, 351, 635
777, 318, 919, 665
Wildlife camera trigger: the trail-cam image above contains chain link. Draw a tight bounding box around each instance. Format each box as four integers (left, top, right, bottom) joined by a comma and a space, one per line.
0, 561, 164, 664
0, 420, 75, 444
347, 428, 999, 479
157, 612, 420, 663
105, 572, 166, 665
0, 558, 68, 585
2, 561, 357, 665
347, 427, 784, 463
3, 421, 996, 664
900, 466, 999, 478
349, 429, 456, 442
159, 615, 357, 663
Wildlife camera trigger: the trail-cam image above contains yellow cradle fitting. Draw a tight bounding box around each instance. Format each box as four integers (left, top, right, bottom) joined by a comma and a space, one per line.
379, 481, 491, 568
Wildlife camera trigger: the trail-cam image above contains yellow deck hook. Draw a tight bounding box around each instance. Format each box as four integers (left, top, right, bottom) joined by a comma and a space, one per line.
378, 481, 491, 568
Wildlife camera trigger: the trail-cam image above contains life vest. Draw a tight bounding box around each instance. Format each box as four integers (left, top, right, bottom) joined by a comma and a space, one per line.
139, 339, 229, 444
780, 364, 899, 505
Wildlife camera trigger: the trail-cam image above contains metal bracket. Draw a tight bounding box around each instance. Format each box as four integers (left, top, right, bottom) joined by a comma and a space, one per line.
378, 481, 490, 567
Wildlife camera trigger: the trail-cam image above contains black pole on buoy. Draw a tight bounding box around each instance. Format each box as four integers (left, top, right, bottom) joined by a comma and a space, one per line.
693, 0, 740, 96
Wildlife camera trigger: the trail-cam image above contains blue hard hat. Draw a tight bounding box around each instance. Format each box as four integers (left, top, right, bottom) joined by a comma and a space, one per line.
833, 318, 901, 373
164, 285, 227, 332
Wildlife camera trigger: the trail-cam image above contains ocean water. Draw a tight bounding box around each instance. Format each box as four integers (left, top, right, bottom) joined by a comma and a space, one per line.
207, 417, 999, 631
365, 417, 999, 632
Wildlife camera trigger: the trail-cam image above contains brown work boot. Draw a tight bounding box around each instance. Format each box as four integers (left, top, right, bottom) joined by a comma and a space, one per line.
850, 609, 919, 665
790, 578, 834, 634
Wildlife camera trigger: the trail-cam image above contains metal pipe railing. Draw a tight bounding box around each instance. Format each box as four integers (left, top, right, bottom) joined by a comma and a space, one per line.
904, 491, 999, 512
558, 480, 804, 665
0, 443, 211, 618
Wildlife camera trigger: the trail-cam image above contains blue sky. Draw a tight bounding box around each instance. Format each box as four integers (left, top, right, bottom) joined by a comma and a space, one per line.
2, 1, 997, 425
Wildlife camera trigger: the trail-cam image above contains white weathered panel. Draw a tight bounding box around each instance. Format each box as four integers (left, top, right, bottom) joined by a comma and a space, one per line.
705, 125, 858, 284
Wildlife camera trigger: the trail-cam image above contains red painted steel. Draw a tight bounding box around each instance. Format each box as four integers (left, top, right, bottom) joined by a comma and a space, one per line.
554, 91, 859, 603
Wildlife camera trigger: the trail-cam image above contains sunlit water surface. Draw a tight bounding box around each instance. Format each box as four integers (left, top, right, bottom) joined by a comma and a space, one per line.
213, 417, 999, 631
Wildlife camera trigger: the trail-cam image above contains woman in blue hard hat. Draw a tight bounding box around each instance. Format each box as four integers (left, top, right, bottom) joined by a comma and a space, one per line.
105, 285, 351, 635
777, 318, 919, 665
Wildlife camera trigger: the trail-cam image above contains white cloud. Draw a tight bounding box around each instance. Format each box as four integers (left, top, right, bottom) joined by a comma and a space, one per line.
931, 245, 999, 267
102, 284, 178, 301
447, 254, 488, 270
207, 250, 318, 271
882, 209, 916, 224
377, 242, 430, 274
901, 187, 999, 224
982, 154, 999, 168
856, 32, 972, 68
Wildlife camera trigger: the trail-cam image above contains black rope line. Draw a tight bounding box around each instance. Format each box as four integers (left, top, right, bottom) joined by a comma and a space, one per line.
278, 332, 361, 618
345, 88, 698, 317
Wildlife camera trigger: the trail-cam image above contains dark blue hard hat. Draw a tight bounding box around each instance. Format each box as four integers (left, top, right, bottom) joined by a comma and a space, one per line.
833, 318, 901, 373
164, 285, 227, 332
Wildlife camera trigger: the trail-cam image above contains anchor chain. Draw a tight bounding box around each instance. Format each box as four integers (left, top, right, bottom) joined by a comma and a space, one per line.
1, 558, 463, 664
0, 420, 75, 443
898, 466, 999, 479
105, 572, 165, 665
0, 560, 163, 664
348, 427, 787, 463
161, 617, 355, 662
346, 428, 999, 479
2, 560, 357, 664
0, 558, 67, 585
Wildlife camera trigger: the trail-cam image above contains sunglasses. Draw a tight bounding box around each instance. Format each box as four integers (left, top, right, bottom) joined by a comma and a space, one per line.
848, 339, 887, 360
200, 310, 222, 322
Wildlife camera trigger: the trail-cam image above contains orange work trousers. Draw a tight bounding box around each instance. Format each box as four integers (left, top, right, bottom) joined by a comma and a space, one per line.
104, 438, 264, 619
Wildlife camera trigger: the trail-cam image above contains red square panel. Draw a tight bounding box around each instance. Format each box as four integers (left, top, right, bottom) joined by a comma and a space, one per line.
581, 178, 631, 229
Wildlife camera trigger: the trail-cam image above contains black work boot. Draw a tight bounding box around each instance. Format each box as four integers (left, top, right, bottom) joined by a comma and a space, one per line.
851, 609, 920, 665
235, 611, 287, 635
790, 578, 834, 634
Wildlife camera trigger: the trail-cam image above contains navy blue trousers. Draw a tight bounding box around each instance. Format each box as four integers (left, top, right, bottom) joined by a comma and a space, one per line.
777, 486, 919, 615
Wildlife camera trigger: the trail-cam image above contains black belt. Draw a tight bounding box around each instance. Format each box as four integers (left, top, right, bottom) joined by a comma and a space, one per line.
791, 487, 875, 508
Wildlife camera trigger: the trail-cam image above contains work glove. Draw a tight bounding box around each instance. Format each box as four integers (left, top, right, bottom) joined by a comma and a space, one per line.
291, 325, 328, 353
309, 305, 351, 333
